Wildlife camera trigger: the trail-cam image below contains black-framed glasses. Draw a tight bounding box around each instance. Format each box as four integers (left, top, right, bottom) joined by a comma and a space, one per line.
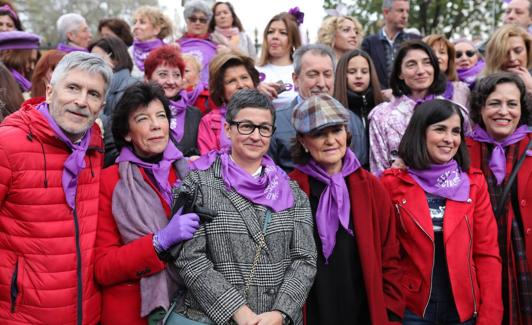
229, 120, 276, 137
188, 16, 208, 24
456, 50, 476, 59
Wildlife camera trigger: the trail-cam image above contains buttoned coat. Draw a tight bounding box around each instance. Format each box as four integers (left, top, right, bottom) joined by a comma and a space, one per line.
175, 157, 317, 324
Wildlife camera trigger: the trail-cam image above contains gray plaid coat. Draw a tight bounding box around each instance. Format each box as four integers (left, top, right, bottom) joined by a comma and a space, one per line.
174, 157, 317, 324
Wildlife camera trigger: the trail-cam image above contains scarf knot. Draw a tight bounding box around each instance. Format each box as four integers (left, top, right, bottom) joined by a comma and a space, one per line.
407, 160, 470, 201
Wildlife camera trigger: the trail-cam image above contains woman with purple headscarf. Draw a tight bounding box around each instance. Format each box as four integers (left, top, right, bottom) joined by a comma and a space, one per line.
467, 72, 532, 324
0, 2, 23, 31
289, 94, 404, 324
172, 89, 316, 325
382, 99, 502, 324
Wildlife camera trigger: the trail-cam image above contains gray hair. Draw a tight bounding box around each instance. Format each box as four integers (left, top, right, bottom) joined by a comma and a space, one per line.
293, 43, 335, 76
226, 89, 275, 125
57, 13, 86, 44
50, 52, 113, 97
382, 0, 409, 9
183, 0, 213, 21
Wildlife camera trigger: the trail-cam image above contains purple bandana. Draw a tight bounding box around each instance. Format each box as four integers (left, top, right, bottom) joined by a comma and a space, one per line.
457, 59, 485, 87
57, 43, 89, 53
117, 140, 184, 206
168, 90, 190, 143
10, 69, 31, 92
0, 4, 17, 21
408, 160, 470, 201
192, 151, 294, 212
133, 38, 164, 72
468, 125, 532, 185
219, 104, 231, 152
296, 149, 361, 262
37, 103, 92, 209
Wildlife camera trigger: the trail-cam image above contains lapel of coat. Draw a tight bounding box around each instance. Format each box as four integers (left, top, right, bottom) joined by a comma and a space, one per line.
347, 171, 373, 245
397, 173, 435, 241
442, 199, 470, 242
518, 135, 532, 201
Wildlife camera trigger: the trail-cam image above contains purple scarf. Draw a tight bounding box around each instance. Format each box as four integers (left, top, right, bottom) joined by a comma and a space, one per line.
219, 104, 231, 152
133, 38, 164, 72
192, 151, 294, 212
457, 59, 485, 87
10, 69, 31, 92
56, 43, 88, 53
443, 81, 454, 101
468, 125, 532, 185
168, 90, 190, 143
186, 82, 207, 105
37, 103, 91, 209
407, 160, 470, 201
116, 140, 184, 206
296, 149, 361, 262
409, 94, 435, 106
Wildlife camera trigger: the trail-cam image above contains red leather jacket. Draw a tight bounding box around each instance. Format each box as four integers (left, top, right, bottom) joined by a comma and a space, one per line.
380, 168, 502, 325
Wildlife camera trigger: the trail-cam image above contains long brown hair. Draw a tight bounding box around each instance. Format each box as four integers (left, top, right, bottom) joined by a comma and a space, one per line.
31, 50, 65, 98
0, 62, 24, 121
334, 49, 383, 108
0, 48, 36, 79
423, 34, 458, 81
208, 2, 244, 33
257, 12, 301, 66
483, 24, 532, 76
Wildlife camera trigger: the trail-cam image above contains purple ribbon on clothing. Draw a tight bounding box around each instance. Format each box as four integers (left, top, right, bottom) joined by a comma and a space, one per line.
37, 102, 92, 209
132, 38, 164, 72
295, 149, 361, 262
407, 160, 471, 202
116, 140, 184, 206
56, 43, 89, 53
468, 125, 532, 185
10, 69, 31, 92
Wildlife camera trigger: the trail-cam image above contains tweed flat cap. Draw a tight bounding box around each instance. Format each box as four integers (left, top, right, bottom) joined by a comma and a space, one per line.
291, 94, 350, 134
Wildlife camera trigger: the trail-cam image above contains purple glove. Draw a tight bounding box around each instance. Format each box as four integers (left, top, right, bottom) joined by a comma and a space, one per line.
155, 211, 200, 251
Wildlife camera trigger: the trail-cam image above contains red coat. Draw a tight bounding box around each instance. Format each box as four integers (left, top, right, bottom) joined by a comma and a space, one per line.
95, 164, 178, 324
380, 168, 503, 325
0, 103, 103, 324
290, 168, 404, 324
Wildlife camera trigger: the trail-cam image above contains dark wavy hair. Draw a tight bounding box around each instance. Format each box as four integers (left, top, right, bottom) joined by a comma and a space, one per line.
88, 36, 133, 73
208, 2, 244, 33
98, 18, 134, 47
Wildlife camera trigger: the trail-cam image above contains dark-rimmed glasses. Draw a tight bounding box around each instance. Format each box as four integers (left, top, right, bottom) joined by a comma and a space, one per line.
456, 50, 476, 59
228, 120, 275, 137
188, 16, 208, 24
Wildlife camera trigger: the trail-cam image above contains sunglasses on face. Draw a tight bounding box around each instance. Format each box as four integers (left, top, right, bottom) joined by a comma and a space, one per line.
456, 50, 476, 59
188, 16, 208, 24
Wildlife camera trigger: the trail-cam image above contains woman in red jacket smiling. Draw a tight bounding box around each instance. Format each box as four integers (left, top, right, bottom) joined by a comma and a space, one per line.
381, 99, 502, 324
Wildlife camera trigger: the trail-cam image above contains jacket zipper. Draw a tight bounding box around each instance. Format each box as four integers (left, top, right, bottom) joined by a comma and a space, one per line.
73, 207, 83, 325
464, 215, 478, 318
397, 202, 435, 318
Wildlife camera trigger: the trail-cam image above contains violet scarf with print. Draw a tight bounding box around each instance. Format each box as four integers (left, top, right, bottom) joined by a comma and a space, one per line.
407, 160, 470, 201
116, 140, 184, 206
295, 149, 361, 262
57, 43, 89, 53
10, 69, 31, 92
168, 90, 190, 143
468, 125, 532, 185
37, 102, 91, 209
132, 38, 164, 72
192, 151, 294, 212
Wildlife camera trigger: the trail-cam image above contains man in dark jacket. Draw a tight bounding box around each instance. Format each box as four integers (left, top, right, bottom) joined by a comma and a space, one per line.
361, 0, 421, 90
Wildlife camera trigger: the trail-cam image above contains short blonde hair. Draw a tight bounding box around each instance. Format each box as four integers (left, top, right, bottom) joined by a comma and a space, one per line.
317, 16, 364, 50
182, 53, 201, 73
133, 6, 173, 39
483, 24, 532, 76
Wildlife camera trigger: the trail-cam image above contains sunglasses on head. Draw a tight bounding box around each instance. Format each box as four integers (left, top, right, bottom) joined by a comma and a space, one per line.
188, 16, 208, 24
456, 50, 476, 59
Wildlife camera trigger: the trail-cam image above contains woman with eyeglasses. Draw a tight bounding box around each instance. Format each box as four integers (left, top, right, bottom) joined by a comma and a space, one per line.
130, 6, 173, 79
170, 89, 317, 325
197, 51, 260, 154
423, 34, 470, 108
256, 9, 303, 109
289, 94, 403, 325
454, 39, 484, 88
208, 1, 256, 59
483, 24, 532, 93
177, 0, 217, 85
466, 72, 532, 324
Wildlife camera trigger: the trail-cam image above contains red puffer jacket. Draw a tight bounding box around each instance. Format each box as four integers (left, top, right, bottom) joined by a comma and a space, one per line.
380, 168, 502, 325
0, 103, 103, 324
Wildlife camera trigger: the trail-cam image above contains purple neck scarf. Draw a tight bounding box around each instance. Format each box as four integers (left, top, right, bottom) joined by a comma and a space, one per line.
468, 125, 532, 185
193, 151, 294, 212
10, 69, 31, 92
443, 81, 454, 101
186, 82, 207, 104
168, 90, 190, 143
409, 94, 435, 106
133, 38, 164, 72
117, 140, 184, 206
296, 149, 361, 262
457, 59, 485, 87
408, 160, 470, 202
37, 103, 91, 209
219, 104, 231, 152
57, 43, 88, 53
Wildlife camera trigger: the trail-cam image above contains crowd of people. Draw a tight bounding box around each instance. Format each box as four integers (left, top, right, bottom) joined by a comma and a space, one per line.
0, 0, 531, 324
